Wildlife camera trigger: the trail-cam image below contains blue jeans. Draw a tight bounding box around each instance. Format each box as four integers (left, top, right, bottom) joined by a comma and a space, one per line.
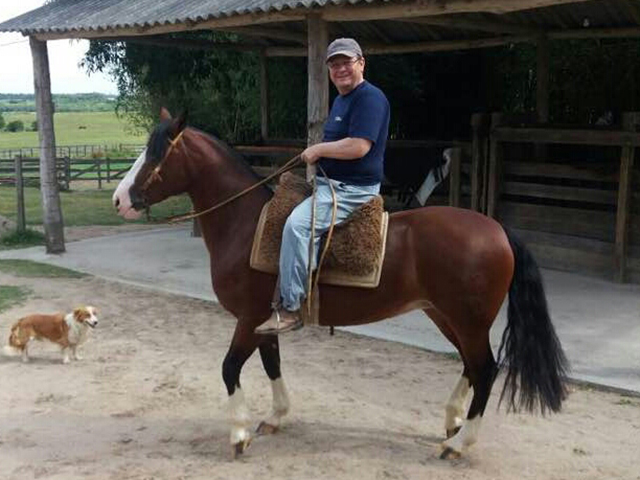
279, 177, 380, 311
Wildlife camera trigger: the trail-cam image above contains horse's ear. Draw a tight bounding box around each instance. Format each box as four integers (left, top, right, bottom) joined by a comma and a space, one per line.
173, 110, 188, 134
159, 107, 172, 122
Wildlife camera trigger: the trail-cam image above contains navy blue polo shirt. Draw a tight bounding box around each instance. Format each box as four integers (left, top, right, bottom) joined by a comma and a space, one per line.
318, 81, 390, 186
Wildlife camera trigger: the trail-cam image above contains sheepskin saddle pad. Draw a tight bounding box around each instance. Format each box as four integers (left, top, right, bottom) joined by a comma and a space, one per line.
250, 172, 389, 288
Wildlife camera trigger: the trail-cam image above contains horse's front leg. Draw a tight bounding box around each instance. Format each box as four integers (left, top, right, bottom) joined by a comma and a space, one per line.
222, 324, 261, 458
256, 335, 290, 435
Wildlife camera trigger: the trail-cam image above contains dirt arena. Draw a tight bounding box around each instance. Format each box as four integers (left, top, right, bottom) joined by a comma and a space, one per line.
1, 267, 639, 480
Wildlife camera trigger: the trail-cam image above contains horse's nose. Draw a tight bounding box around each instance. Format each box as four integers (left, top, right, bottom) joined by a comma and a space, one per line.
114, 197, 120, 209
130, 188, 146, 210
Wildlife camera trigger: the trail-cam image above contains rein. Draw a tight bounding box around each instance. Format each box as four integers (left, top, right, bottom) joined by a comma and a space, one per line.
139, 129, 303, 223
165, 154, 303, 224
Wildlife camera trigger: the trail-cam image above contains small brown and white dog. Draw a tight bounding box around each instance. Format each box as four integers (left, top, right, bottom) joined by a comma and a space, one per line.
3, 306, 98, 364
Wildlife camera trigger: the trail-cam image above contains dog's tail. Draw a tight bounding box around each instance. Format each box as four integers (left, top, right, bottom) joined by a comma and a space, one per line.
3, 345, 21, 356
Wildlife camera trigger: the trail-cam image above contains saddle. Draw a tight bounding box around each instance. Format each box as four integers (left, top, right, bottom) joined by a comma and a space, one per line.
250, 172, 389, 288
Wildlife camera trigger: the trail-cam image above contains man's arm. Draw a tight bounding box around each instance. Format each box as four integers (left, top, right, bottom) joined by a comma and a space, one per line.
301, 137, 372, 164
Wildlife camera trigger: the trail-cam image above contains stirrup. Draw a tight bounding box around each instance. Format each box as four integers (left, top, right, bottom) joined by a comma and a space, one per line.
254, 308, 302, 335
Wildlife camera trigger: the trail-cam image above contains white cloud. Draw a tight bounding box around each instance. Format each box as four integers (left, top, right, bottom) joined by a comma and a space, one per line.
0, 0, 118, 94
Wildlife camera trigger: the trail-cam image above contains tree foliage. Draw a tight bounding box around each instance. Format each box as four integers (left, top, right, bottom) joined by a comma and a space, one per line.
0, 112, 5, 130
81, 32, 640, 143
4, 120, 24, 132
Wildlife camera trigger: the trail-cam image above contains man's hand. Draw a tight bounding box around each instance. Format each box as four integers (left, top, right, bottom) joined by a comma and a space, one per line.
301, 144, 322, 164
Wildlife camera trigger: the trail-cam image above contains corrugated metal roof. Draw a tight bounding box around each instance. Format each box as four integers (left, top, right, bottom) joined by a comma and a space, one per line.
1, 0, 639, 46
0, 0, 367, 34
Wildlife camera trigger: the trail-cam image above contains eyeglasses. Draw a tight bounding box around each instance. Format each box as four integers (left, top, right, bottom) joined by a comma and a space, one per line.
327, 58, 361, 71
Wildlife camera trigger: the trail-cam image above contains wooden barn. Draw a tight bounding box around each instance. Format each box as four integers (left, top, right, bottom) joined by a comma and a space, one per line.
2, 0, 640, 282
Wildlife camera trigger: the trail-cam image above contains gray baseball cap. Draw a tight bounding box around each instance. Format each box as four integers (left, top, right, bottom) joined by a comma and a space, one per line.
326, 38, 363, 62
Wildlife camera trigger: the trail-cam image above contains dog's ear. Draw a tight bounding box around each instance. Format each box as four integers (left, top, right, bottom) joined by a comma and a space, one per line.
73, 307, 87, 322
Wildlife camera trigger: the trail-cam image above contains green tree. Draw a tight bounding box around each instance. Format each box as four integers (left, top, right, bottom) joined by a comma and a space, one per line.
0, 112, 5, 130
5, 120, 24, 132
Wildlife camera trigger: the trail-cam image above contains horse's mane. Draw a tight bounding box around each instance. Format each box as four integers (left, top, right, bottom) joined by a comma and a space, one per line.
147, 121, 270, 192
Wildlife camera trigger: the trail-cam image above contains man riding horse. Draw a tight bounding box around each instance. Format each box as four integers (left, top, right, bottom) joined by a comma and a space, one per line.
255, 37, 391, 335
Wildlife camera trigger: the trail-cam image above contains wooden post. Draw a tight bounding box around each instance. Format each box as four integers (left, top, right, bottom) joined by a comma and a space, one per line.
486, 113, 503, 219
448, 148, 462, 207
470, 113, 489, 212
106, 156, 111, 182
535, 34, 550, 161
96, 159, 102, 189
614, 112, 638, 282
15, 156, 26, 233
30, 36, 65, 253
260, 52, 270, 142
306, 14, 329, 181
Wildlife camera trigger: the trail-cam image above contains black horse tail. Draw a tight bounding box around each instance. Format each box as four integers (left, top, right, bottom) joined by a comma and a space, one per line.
497, 228, 569, 414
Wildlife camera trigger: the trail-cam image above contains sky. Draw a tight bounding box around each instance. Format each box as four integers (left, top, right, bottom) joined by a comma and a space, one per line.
0, 0, 118, 94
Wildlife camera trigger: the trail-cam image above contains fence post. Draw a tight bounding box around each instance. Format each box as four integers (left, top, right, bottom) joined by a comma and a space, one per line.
96, 159, 102, 189
486, 113, 504, 219
15, 156, 26, 233
614, 112, 639, 282
470, 113, 489, 213
106, 157, 111, 183
448, 147, 462, 208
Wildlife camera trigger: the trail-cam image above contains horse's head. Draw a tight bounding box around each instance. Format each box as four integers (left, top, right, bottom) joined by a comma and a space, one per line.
113, 108, 189, 219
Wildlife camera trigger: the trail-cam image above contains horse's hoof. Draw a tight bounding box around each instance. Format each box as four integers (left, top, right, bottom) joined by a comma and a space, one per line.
231, 437, 252, 459
440, 446, 461, 460
256, 421, 279, 436
446, 426, 461, 439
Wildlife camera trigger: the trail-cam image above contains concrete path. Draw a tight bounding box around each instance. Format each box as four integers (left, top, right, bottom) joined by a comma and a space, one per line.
1, 226, 639, 393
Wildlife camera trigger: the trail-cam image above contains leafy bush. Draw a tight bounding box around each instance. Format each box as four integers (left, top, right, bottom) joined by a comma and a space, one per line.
0, 112, 5, 129
5, 120, 25, 132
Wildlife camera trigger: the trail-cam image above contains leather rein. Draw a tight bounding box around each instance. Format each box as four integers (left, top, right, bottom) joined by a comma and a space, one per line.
139, 130, 303, 224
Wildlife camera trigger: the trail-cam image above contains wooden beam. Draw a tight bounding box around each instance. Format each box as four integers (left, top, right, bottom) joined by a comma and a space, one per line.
320, 0, 593, 22
486, 113, 503, 219
550, 26, 640, 40
260, 52, 269, 141
306, 14, 329, 178
266, 35, 534, 56
536, 34, 549, 124
219, 26, 307, 45
29, 37, 65, 253
614, 112, 639, 282
306, 14, 328, 147
493, 127, 640, 146
448, 148, 462, 207
396, 15, 537, 35
113, 36, 264, 52
470, 113, 490, 212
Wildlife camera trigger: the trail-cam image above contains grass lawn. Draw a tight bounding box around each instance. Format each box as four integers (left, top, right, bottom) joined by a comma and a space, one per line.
0, 259, 86, 278
0, 185, 192, 226
0, 285, 31, 314
0, 111, 146, 150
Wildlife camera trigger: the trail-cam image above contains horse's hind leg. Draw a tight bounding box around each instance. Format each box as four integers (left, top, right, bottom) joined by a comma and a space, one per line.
222, 324, 261, 458
424, 308, 471, 438
256, 335, 290, 435
441, 337, 497, 458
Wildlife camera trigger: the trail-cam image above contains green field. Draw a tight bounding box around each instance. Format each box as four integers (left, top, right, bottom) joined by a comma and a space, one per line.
0, 111, 147, 149
0, 186, 192, 227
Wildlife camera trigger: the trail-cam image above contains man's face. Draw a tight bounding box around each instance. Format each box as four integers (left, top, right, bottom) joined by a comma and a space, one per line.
327, 55, 365, 95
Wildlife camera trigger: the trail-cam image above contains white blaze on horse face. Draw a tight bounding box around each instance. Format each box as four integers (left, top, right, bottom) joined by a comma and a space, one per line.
113, 148, 147, 220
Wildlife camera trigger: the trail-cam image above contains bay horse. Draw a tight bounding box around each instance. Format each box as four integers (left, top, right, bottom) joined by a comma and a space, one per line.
113, 109, 568, 459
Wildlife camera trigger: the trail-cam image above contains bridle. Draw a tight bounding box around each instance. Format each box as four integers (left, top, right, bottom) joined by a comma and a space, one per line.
136, 128, 303, 223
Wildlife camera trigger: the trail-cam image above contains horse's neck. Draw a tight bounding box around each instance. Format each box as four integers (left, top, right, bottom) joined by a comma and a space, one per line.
188, 144, 270, 263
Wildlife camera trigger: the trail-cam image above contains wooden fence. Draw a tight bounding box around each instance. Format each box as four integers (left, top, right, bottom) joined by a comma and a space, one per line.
0, 156, 138, 190
462, 111, 640, 283
0, 143, 145, 160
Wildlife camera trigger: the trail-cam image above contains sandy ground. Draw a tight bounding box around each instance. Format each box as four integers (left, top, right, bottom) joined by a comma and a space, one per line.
1, 229, 640, 479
